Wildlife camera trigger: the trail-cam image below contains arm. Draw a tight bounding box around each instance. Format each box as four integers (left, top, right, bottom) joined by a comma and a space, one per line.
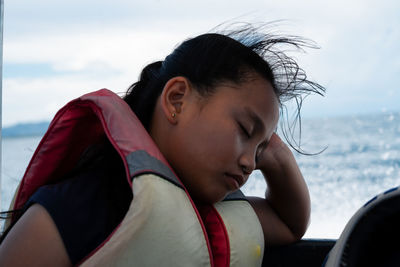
0, 204, 72, 267
248, 133, 310, 246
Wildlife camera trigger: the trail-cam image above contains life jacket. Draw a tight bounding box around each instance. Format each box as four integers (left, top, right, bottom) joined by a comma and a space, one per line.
6, 89, 264, 267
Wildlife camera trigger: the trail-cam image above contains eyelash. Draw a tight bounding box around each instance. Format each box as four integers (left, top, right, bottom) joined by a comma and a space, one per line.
239, 123, 251, 138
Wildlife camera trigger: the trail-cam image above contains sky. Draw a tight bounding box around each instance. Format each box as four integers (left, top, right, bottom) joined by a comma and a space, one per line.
2, 0, 400, 127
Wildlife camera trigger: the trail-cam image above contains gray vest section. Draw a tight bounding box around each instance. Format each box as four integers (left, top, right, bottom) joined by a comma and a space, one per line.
126, 150, 246, 201
224, 190, 246, 201
126, 150, 182, 188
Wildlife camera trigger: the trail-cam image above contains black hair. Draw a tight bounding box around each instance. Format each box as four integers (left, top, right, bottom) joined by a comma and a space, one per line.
124, 23, 325, 153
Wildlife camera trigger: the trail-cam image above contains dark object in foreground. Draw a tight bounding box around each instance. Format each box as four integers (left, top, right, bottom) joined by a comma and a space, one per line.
265, 186, 400, 267
263, 239, 335, 267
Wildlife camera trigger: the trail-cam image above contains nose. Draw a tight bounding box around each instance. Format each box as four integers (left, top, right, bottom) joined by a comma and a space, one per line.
239, 148, 256, 175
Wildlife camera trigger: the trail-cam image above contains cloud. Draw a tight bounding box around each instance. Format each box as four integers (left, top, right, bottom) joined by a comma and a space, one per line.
3, 73, 131, 126
5, 29, 185, 70
3, 0, 400, 126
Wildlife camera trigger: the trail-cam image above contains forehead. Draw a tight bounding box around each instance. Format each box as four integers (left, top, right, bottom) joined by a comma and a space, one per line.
211, 76, 279, 132
240, 78, 279, 130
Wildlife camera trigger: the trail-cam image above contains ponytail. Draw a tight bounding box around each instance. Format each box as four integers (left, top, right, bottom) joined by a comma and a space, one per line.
123, 61, 164, 130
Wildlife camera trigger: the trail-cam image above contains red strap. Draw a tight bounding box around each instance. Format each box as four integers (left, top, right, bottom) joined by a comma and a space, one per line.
198, 205, 230, 267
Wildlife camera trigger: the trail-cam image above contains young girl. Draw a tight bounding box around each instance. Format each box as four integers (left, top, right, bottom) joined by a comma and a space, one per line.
0, 24, 324, 266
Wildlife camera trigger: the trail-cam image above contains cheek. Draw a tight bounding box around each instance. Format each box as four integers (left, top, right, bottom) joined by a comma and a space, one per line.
205, 123, 242, 163
189, 119, 240, 165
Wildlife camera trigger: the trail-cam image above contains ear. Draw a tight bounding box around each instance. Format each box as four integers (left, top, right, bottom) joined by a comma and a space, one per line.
160, 76, 193, 124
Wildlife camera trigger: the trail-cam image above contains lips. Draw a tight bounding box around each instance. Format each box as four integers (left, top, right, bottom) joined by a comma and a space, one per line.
225, 173, 245, 190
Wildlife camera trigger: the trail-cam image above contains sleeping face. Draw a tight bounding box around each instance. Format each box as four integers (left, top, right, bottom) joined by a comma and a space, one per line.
151, 74, 279, 204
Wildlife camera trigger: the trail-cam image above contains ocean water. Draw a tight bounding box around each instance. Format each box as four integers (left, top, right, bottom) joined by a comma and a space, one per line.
1, 112, 400, 238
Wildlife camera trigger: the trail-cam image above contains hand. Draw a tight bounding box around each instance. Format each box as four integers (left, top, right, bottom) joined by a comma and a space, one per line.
256, 133, 293, 175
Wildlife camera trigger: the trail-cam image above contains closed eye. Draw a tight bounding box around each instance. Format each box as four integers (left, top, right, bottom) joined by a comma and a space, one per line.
239, 123, 251, 138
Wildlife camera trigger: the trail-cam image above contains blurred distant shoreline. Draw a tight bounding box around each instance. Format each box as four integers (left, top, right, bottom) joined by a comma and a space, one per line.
1, 121, 50, 138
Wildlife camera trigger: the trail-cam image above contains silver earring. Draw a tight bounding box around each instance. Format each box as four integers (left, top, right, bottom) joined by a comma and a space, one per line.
171, 113, 176, 118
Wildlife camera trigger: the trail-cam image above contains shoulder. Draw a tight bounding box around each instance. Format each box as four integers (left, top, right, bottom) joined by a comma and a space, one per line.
18, 160, 131, 264
0, 204, 72, 267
